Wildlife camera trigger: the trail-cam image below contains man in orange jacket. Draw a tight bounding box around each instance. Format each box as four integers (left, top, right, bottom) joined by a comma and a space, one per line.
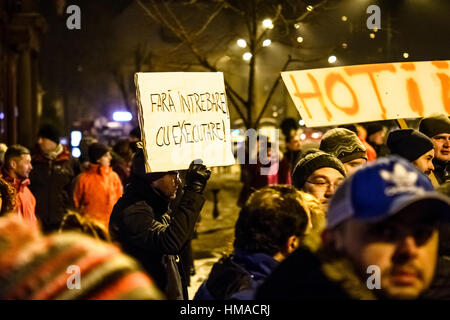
1, 145, 37, 225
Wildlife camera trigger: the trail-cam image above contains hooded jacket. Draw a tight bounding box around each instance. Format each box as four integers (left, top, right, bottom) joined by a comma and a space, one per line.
73, 163, 123, 228
109, 175, 205, 300
194, 248, 280, 300
29, 145, 80, 233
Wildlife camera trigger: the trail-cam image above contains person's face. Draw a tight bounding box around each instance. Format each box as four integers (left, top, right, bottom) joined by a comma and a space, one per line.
343, 158, 367, 176
370, 129, 386, 145
331, 206, 439, 299
152, 172, 181, 199
431, 133, 450, 162
10, 154, 33, 179
303, 167, 344, 209
97, 152, 112, 167
413, 149, 435, 176
287, 129, 302, 151
37, 137, 58, 153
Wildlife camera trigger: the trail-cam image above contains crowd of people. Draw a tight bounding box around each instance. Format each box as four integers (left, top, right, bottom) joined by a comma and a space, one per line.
0, 114, 449, 300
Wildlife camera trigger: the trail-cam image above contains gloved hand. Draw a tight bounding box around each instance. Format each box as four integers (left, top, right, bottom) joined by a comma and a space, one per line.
184, 159, 211, 194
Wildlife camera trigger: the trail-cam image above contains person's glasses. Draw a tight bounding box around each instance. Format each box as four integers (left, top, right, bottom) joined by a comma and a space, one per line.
306, 179, 343, 190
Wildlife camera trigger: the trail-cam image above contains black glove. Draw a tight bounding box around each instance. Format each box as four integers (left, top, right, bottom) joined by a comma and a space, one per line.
184, 159, 211, 194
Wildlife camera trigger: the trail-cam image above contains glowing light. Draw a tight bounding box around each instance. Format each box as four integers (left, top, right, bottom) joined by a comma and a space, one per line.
311, 132, 321, 139
237, 39, 247, 48
370, 33, 375, 39
232, 129, 241, 137
341, 16, 347, 22
403, 52, 409, 59
342, 43, 348, 49
0, 112, 4, 120
296, 36, 304, 43
306, 5, 313, 12
262, 39, 271, 47
113, 111, 132, 122
299, 120, 305, 126
262, 19, 274, 29
71, 131, 82, 147
294, 23, 300, 29
107, 122, 121, 128
373, 28, 378, 32
243, 52, 252, 61
72, 147, 81, 158
300, 134, 306, 140
328, 55, 337, 64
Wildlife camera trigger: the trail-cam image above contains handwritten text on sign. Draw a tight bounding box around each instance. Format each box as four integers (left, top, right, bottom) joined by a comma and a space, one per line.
135, 72, 235, 172
282, 61, 450, 127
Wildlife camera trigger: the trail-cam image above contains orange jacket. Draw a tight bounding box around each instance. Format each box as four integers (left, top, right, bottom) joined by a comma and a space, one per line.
73, 164, 123, 228
1, 168, 37, 226
358, 135, 377, 162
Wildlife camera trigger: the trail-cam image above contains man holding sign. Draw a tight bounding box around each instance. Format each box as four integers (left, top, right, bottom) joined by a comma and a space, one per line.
108, 71, 238, 299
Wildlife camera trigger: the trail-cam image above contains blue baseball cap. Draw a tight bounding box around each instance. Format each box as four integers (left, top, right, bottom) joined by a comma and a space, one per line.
327, 156, 450, 229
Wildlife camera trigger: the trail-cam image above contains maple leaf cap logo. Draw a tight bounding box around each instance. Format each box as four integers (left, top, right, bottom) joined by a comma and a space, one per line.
380, 163, 418, 188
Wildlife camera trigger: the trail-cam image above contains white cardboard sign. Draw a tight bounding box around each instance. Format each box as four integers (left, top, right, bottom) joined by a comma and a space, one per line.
135, 72, 235, 172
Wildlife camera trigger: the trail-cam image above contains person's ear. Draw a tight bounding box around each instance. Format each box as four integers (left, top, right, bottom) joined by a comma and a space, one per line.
285, 235, 299, 255
9, 159, 17, 170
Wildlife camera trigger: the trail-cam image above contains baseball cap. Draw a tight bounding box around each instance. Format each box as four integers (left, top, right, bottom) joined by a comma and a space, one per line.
327, 156, 450, 229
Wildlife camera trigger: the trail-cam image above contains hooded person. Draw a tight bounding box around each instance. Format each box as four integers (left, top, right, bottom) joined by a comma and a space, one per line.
29, 123, 80, 233
256, 156, 450, 300
292, 149, 346, 211
109, 147, 210, 300
387, 129, 435, 178
419, 114, 450, 184
73, 143, 123, 229
320, 128, 368, 175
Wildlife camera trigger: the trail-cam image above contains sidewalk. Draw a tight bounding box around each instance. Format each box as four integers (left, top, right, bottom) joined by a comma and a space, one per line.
187, 165, 242, 299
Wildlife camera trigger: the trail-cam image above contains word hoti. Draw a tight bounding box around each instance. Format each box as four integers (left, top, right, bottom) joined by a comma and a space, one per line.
285, 61, 450, 126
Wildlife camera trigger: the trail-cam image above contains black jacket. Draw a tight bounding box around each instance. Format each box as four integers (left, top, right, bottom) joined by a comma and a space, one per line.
433, 158, 449, 185
109, 176, 205, 300
29, 146, 80, 233
255, 246, 377, 300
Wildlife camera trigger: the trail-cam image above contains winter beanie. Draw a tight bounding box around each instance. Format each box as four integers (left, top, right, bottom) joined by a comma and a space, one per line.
130, 147, 166, 182
366, 123, 384, 138
88, 143, 110, 164
37, 124, 61, 144
387, 129, 434, 162
0, 215, 164, 300
320, 128, 367, 163
419, 114, 450, 138
292, 150, 346, 189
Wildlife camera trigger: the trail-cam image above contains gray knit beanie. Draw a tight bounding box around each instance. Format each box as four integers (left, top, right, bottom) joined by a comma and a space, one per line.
320, 128, 367, 163
292, 149, 346, 189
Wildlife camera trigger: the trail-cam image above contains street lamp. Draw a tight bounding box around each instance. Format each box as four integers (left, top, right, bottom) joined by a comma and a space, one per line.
262, 19, 273, 30
328, 55, 337, 64
262, 39, 271, 47
296, 36, 304, 43
237, 39, 247, 48
243, 52, 252, 61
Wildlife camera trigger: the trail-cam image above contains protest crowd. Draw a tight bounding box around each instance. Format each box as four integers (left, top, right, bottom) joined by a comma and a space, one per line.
0, 113, 449, 301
